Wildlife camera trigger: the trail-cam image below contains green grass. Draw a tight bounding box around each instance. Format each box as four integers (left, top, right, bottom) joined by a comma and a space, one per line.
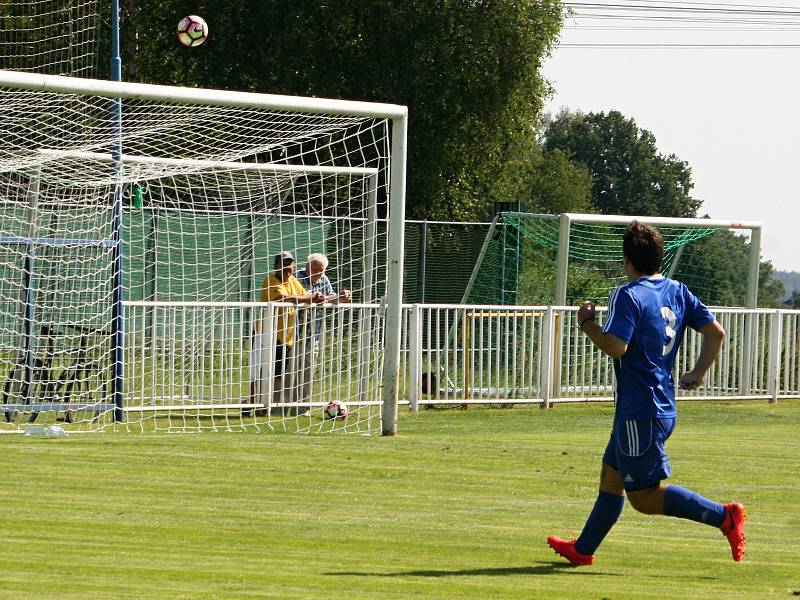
1, 401, 799, 599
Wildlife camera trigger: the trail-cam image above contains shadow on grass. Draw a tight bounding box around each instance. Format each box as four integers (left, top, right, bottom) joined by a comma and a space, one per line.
327, 562, 623, 577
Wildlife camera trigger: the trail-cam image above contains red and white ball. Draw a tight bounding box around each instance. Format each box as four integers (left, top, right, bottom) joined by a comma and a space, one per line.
177, 15, 208, 47
323, 400, 348, 420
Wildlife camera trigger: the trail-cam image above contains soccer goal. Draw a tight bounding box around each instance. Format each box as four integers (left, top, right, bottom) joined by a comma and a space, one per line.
464, 212, 762, 309
457, 211, 763, 401
0, 69, 407, 434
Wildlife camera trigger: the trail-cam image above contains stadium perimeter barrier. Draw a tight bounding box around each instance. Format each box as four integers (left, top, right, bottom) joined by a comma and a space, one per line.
401, 304, 800, 409
120, 302, 800, 413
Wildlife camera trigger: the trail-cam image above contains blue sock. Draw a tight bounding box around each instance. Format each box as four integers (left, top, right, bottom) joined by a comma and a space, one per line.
575, 491, 625, 556
664, 485, 726, 527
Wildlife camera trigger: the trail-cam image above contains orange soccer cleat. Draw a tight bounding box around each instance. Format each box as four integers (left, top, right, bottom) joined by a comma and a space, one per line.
720, 501, 747, 562
547, 535, 595, 566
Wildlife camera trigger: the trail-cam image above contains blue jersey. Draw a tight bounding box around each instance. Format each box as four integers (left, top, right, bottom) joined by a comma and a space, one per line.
602, 275, 715, 420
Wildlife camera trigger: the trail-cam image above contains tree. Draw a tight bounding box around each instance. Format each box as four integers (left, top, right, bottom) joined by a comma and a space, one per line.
527, 149, 594, 215
540, 109, 791, 307
758, 260, 786, 308
786, 290, 800, 309
489, 144, 594, 215
123, 0, 563, 221
543, 110, 701, 218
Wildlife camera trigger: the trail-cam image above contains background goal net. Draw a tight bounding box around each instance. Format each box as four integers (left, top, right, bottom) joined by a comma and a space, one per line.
464, 212, 761, 308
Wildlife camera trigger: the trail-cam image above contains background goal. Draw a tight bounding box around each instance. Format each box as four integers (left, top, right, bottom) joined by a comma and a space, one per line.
463, 212, 762, 308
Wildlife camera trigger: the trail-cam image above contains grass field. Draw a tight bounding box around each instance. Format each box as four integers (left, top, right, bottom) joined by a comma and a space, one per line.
1, 400, 798, 599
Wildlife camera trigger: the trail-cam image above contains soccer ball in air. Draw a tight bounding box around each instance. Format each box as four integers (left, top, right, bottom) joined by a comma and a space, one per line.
177, 15, 208, 47
323, 400, 348, 420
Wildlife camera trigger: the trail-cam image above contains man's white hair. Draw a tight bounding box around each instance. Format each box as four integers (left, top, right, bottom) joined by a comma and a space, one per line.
307, 253, 329, 269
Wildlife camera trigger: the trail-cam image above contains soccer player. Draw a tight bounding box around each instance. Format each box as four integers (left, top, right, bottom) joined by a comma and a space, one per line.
547, 221, 746, 566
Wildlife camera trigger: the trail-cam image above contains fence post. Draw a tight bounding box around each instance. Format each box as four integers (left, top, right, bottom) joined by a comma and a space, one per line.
419, 221, 427, 303
254, 304, 276, 411
767, 309, 782, 404
540, 307, 554, 409
408, 304, 422, 412
740, 312, 755, 396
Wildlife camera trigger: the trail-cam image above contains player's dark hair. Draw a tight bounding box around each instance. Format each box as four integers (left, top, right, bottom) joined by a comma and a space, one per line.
622, 220, 663, 275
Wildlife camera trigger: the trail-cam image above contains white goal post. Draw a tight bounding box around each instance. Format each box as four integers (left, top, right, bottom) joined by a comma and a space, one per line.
0, 69, 407, 435
550, 212, 763, 396
553, 213, 762, 308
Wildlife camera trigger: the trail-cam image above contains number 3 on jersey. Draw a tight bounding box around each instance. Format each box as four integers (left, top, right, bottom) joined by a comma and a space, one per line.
660, 306, 677, 355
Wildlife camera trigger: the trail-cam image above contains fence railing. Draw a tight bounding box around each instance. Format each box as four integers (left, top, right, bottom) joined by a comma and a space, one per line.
24, 302, 791, 421
123, 301, 385, 415
2, 302, 793, 432
400, 304, 800, 407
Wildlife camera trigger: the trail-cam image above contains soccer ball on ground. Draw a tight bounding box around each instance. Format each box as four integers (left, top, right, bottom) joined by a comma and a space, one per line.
177, 15, 208, 47
323, 400, 348, 420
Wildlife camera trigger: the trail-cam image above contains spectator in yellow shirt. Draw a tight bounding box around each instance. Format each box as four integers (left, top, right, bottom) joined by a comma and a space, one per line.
251, 251, 323, 416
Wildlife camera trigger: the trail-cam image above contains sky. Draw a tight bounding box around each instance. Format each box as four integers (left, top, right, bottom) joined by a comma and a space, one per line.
541, 0, 800, 272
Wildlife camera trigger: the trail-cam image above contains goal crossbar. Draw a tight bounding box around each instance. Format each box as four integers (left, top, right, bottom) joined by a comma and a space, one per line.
0, 69, 408, 119
552, 212, 763, 307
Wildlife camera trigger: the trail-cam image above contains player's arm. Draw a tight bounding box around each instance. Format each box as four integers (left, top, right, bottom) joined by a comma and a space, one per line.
679, 320, 725, 390
577, 301, 628, 358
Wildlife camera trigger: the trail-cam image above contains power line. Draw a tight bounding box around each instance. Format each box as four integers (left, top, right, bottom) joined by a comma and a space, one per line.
565, 2, 800, 16
559, 0, 800, 48
565, 25, 800, 30
559, 43, 800, 47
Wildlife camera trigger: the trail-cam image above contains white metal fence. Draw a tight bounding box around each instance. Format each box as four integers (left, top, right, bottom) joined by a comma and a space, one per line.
4, 301, 794, 431
119, 302, 800, 416
401, 304, 800, 408
123, 301, 385, 415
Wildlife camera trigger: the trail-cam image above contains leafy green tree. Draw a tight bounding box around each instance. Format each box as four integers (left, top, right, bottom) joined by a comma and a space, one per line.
786, 290, 800, 309
774, 270, 800, 302
123, 0, 563, 221
489, 144, 594, 215
543, 110, 701, 218
527, 149, 594, 215
758, 260, 786, 308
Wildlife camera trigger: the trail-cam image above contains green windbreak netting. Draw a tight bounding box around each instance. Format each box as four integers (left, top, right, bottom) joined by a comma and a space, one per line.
402, 222, 490, 304
465, 213, 752, 307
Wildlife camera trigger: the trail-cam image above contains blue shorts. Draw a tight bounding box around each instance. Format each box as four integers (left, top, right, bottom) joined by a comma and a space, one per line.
603, 416, 676, 491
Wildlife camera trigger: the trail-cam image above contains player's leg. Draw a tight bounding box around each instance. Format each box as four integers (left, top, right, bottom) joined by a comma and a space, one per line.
547, 433, 626, 566
621, 417, 746, 561
621, 416, 724, 523
626, 484, 746, 562
573, 461, 626, 554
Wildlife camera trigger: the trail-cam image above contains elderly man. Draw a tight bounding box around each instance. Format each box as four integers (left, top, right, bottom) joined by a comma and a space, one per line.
294, 253, 351, 408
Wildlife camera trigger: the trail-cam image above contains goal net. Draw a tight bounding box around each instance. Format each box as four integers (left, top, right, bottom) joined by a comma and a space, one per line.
451, 212, 762, 403
0, 70, 407, 433
0, 0, 100, 77
464, 212, 761, 309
